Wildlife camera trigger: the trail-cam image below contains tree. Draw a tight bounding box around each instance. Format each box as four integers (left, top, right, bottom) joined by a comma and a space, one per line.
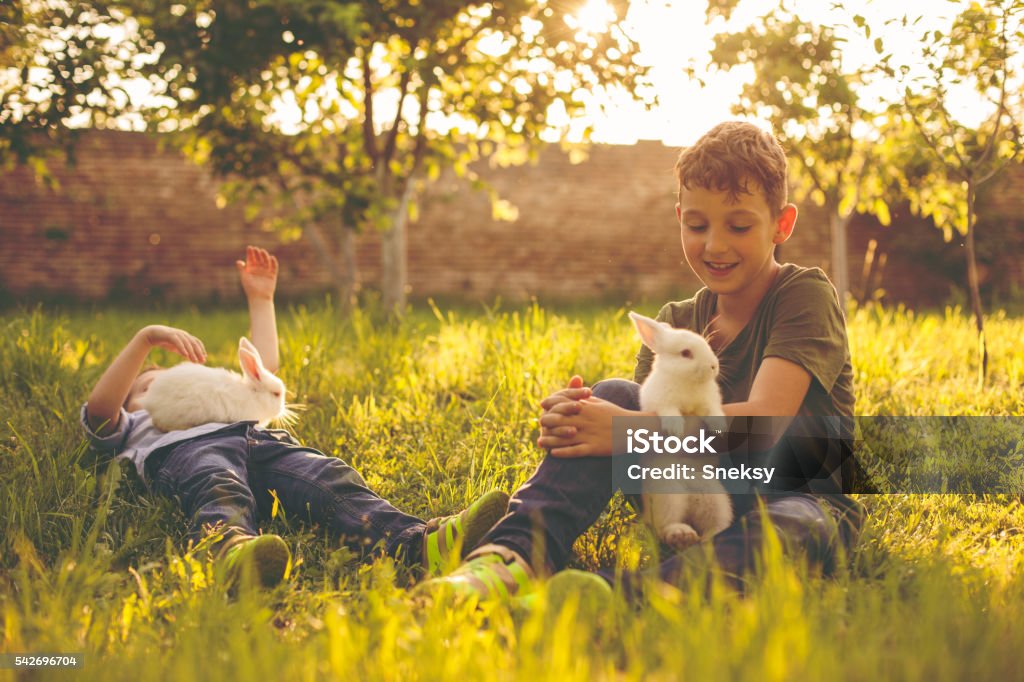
879, 0, 1023, 383
117, 0, 651, 312
702, 1, 893, 304
0, 1, 140, 181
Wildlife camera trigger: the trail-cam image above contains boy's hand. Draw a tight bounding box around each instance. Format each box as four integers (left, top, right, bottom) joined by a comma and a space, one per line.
236, 245, 278, 301
141, 325, 207, 363
539, 397, 632, 458
537, 375, 591, 443
539, 375, 592, 411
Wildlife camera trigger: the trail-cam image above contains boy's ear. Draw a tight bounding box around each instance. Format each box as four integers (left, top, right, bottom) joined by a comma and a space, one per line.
629, 312, 660, 350
773, 204, 798, 244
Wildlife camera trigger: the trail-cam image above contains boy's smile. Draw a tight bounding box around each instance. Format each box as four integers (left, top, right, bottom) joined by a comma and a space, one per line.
676, 181, 796, 305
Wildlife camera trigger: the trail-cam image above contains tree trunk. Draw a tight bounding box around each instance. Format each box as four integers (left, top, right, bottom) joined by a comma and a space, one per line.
304, 219, 358, 313
336, 222, 358, 311
380, 181, 413, 314
829, 208, 851, 307
964, 180, 988, 385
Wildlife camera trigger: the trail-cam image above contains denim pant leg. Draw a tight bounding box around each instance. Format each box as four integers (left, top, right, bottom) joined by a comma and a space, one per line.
245, 428, 427, 564
149, 429, 259, 547
600, 494, 853, 597
479, 378, 641, 572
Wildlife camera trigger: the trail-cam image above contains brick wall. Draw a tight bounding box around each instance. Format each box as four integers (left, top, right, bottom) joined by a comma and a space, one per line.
2, 130, 1021, 306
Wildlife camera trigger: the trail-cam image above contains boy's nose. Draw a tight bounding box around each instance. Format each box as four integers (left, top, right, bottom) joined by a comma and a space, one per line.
704, 233, 728, 256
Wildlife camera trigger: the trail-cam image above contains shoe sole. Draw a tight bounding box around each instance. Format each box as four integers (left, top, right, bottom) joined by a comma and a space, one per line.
460, 490, 511, 557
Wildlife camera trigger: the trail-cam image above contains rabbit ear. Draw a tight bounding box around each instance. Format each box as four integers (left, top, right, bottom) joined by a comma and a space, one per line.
238, 336, 261, 359
629, 312, 662, 350
239, 346, 263, 383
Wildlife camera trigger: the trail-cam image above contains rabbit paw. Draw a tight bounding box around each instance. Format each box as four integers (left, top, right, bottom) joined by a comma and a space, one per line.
660, 523, 700, 550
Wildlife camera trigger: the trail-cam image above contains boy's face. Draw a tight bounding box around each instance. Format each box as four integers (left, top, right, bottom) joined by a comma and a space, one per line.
676, 180, 796, 298
124, 368, 164, 413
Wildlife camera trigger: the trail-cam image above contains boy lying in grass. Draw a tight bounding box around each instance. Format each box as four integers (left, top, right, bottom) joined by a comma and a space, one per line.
82, 246, 507, 588
423, 121, 865, 602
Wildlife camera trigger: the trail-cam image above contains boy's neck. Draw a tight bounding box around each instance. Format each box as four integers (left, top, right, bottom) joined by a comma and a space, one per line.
714, 259, 782, 322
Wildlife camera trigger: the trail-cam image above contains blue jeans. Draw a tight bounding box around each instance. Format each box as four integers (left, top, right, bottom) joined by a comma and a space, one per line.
479, 379, 863, 590
148, 424, 426, 563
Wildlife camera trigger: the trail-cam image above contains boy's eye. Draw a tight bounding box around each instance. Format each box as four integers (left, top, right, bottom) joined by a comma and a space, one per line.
731, 225, 752, 232
685, 224, 707, 232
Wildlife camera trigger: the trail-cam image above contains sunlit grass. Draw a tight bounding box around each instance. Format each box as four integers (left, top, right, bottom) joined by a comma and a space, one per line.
1, 299, 1023, 680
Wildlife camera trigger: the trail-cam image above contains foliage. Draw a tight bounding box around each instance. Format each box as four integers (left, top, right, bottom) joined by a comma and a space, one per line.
875, 0, 1023, 237
3, 301, 1024, 679
0, 0, 142, 181
113, 0, 652, 309
870, 0, 1024, 383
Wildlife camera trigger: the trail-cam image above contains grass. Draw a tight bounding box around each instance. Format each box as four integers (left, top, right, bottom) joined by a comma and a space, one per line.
2, 298, 1024, 681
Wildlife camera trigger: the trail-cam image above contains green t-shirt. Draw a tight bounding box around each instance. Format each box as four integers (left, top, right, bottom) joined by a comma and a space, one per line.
633, 263, 863, 529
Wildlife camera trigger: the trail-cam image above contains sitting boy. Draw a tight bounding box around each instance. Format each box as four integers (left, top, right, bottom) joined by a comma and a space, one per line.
82, 246, 507, 588
423, 121, 864, 599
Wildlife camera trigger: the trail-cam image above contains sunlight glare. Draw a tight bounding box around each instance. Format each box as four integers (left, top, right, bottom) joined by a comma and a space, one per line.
568, 0, 617, 35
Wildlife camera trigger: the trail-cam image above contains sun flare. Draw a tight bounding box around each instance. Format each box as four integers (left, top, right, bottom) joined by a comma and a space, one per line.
570, 0, 617, 34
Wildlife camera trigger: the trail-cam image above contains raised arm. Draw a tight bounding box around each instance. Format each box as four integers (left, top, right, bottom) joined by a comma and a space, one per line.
236, 245, 280, 374
86, 325, 206, 435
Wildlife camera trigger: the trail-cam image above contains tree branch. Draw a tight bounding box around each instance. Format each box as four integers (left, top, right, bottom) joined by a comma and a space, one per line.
361, 50, 378, 164
931, 80, 970, 172
382, 68, 412, 167
907, 97, 969, 182
973, 2, 1010, 172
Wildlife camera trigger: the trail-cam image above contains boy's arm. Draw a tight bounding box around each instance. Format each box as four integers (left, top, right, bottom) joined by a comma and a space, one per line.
538, 358, 812, 457
722, 357, 811, 417
85, 325, 207, 435
236, 245, 280, 374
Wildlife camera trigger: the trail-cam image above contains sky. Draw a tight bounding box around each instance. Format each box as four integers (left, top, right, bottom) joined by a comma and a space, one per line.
569, 0, 1011, 146
37, 0, 1018, 147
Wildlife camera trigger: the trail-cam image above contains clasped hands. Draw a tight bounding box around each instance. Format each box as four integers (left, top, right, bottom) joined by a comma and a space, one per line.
536, 375, 638, 458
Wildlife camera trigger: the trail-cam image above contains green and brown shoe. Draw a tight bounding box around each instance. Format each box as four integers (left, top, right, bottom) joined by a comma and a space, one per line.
422, 490, 510, 575
220, 534, 291, 589
417, 544, 535, 602
515, 569, 614, 621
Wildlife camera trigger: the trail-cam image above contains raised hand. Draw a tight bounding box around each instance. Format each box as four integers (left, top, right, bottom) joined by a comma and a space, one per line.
141, 325, 207, 363
236, 245, 279, 301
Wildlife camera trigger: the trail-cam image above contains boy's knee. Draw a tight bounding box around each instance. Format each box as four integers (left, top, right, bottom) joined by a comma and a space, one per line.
754, 496, 844, 568
591, 378, 641, 410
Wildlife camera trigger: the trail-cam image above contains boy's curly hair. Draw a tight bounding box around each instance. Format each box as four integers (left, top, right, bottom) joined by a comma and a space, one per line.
675, 121, 788, 216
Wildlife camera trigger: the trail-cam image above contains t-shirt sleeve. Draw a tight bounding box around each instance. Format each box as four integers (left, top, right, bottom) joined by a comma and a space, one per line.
79, 402, 131, 458
762, 271, 849, 394
632, 303, 681, 385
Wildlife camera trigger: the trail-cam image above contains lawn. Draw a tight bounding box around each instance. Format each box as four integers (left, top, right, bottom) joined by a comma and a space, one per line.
2, 300, 1024, 681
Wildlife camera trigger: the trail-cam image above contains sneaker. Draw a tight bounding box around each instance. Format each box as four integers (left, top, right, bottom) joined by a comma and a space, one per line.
220, 534, 291, 589
516, 569, 614, 620
417, 544, 534, 601
422, 490, 510, 574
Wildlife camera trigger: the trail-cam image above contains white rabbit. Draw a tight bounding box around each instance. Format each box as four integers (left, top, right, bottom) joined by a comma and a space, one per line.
141, 337, 292, 432
629, 311, 733, 550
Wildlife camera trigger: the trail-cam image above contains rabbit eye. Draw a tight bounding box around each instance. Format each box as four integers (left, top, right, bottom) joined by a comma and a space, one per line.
273, 391, 281, 397
680, 349, 693, 359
